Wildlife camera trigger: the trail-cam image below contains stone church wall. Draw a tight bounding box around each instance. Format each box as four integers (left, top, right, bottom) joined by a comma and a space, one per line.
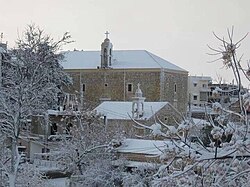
64, 68, 188, 112
162, 71, 188, 113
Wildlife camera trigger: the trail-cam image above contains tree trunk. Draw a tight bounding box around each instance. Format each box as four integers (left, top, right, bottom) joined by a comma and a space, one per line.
8, 174, 15, 187
9, 138, 17, 187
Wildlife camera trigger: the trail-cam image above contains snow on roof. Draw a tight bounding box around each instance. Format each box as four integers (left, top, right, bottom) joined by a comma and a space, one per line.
189, 76, 212, 81
47, 109, 79, 116
116, 138, 171, 155
61, 50, 187, 72
192, 118, 210, 126
45, 178, 68, 187
189, 105, 216, 114
112, 160, 163, 168
94, 101, 168, 120
47, 109, 59, 115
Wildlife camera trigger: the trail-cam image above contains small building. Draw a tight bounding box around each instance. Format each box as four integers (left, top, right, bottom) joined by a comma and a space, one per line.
188, 76, 212, 106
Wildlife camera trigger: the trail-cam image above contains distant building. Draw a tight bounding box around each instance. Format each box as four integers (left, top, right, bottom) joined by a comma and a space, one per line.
208, 83, 247, 99
61, 32, 188, 112
208, 83, 248, 112
188, 76, 212, 106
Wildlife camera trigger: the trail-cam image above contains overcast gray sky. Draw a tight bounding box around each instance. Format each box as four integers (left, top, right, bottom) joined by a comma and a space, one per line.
1, 0, 250, 85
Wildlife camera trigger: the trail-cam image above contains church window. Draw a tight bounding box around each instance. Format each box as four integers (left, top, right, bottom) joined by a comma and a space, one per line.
127, 83, 133, 92
104, 48, 107, 61
174, 83, 177, 93
82, 84, 86, 92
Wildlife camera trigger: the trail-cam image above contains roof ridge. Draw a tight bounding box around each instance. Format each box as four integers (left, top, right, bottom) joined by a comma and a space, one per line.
64, 49, 148, 52
144, 50, 163, 68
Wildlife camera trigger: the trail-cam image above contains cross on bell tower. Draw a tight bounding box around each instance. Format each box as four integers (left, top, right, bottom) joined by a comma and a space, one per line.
105, 31, 109, 39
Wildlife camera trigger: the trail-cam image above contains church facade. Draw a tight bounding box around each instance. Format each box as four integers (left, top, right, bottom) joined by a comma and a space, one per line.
61, 33, 188, 112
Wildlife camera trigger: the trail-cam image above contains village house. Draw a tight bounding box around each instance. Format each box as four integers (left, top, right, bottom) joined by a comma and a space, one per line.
31, 93, 79, 136
188, 76, 212, 106
17, 93, 80, 163
61, 32, 188, 113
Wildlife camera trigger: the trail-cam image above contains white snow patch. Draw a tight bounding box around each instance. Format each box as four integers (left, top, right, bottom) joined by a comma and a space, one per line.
45, 178, 69, 187
116, 138, 172, 155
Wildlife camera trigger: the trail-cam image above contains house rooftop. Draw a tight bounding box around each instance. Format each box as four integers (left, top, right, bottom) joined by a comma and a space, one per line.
116, 138, 172, 155
61, 50, 187, 72
189, 76, 212, 81
94, 101, 168, 120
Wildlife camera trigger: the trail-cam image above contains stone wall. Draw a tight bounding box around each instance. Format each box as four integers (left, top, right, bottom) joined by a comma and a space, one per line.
64, 68, 188, 112
162, 71, 188, 113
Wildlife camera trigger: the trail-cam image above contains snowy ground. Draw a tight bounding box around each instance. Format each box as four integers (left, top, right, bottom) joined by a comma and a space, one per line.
45, 178, 69, 187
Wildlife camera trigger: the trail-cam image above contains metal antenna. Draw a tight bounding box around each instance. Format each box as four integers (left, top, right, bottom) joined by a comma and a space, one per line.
0, 33, 3, 43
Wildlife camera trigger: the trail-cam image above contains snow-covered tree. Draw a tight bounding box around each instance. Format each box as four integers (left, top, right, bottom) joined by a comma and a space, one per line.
0, 25, 72, 186
15, 163, 47, 187
122, 165, 157, 187
50, 110, 126, 186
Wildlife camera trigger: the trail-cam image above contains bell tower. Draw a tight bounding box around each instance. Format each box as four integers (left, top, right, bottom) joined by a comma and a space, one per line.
132, 83, 145, 119
101, 31, 113, 68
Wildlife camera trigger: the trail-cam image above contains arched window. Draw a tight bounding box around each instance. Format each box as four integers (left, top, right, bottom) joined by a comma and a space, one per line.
82, 84, 86, 92
127, 83, 133, 92
104, 48, 107, 58
109, 48, 112, 66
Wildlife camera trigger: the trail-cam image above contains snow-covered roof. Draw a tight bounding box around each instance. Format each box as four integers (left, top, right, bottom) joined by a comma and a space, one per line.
112, 160, 163, 168
61, 50, 187, 72
116, 138, 170, 155
189, 105, 217, 115
192, 118, 210, 126
47, 109, 79, 116
189, 76, 212, 81
94, 101, 168, 120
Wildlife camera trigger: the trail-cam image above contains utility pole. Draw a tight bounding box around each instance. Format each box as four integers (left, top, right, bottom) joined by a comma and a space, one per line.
188, 93, 192, 119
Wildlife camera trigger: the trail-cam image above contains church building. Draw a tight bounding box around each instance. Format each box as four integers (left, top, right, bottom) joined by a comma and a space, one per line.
61, 32, 188, 112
